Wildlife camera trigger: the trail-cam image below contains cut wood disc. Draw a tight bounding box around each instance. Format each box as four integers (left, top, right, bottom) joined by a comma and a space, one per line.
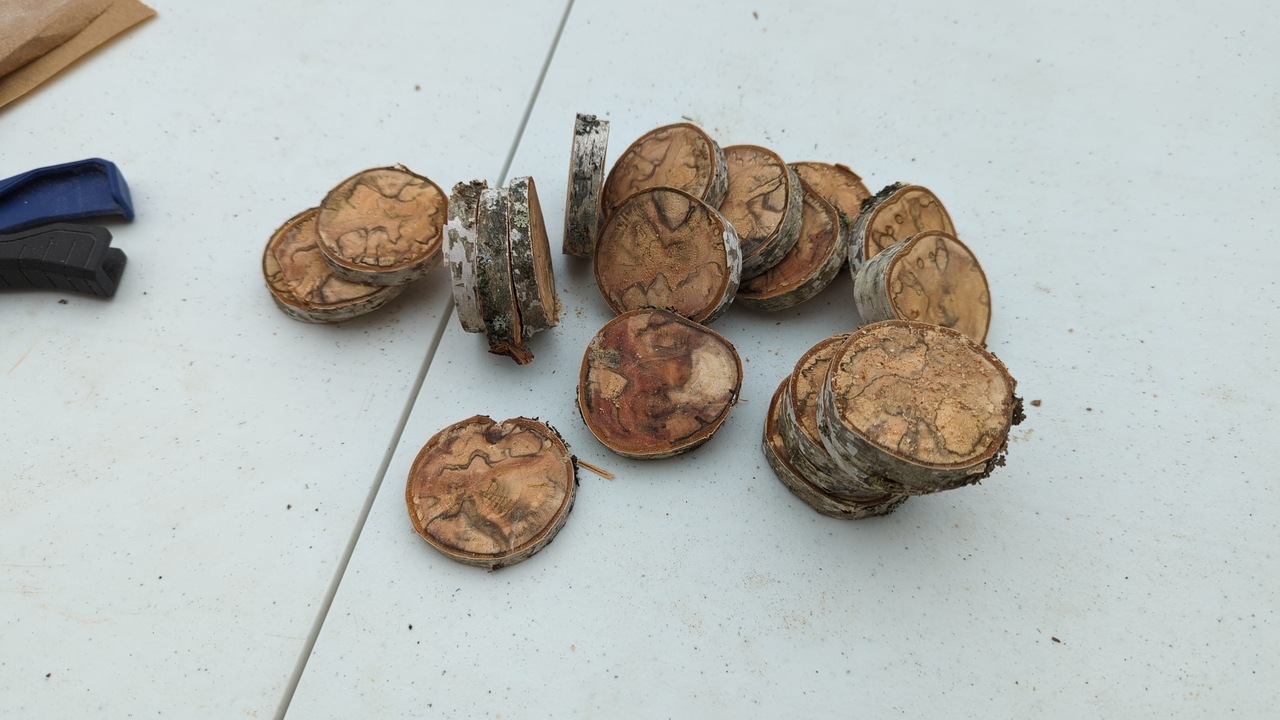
578, 308, 742, 459
263, 208, 406, 323
790, 161, 872, 226
405, 415, 577, 570
764, 379, 908, 519
444, 180, 488, 334
562, 113, 610, 257
594, 187, 741, 324
475, 186, 532, 364
848, 182, 955, 270
719, 145, 804, 279
783, 334, 907, 497
600, 122, 728, 222
818, 320, 1020, 494
507, 176, 560, 338
315, 166, 448, 286
853, 230, 991, 345
736, 181, 846, 311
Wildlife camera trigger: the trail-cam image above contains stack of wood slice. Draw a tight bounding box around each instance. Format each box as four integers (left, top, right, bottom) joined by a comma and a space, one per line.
444, 176, 561, 364
262, 165, 447, 323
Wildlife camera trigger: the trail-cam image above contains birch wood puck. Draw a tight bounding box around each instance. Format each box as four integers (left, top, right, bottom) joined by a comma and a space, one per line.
719, 145, 804, 278
405, 415, 577, 570
764, 379, 908, 519
853, 230, 991, 345
818, 320, 1020, 494
790, 162, 872, 226
600, 122, 729, 221
578, 308, 742, 459
848, 183, 955, 270
444, 180, 488, 334
475, 186, 533, 364
262, 208, 406, 323
507, 176, 560, 338
315, 166, 448, 286
736, 181, 846, 311
594, 187, 741, 324
563, 113, 610, 257
782, 334, 908, 497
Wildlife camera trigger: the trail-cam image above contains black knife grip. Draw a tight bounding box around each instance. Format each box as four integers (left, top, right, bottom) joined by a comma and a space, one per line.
0, 223, 127, 297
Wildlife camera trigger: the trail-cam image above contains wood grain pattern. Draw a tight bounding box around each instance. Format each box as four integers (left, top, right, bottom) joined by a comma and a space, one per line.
578, 308, 741, 459
405, 415, 576, 570
736, 182, 845, 311
848, 183, 955, 269
316, 166, 448, 285
720, 145, 803, 278
600, 122, 728, 222
263, 208, 405, 323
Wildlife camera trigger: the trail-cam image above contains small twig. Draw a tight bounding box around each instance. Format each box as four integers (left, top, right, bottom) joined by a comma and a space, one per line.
576, 459, 615, 479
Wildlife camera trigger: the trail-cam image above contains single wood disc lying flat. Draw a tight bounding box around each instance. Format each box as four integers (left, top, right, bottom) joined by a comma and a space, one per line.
853, 230, 991, 344
263, 208, 406, 323
719, 145, 803, 278
562, 113, 610, 257
594, 187, 741, 324
736, 181, 846, 311
783, 334, 907, 497
579, 308, 742, 459
818, 320, 1020, 494
507, 176, 560, 338
444, 180, 488, 334
600, 122, 728, 222
764, 380, 907, 519
316, 166, 448, 286
848, 183, 955, 270
405, 415, 576, 570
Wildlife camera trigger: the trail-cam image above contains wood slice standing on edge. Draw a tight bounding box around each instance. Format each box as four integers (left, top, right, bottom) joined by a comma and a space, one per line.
444, 180, 488, 334
600, 122, 729, 223
578, 308, 742, 459
764, 379, 908, 519
790, 161, 871, 253
315, 165, 448, 286
736, 181, 846, 311
853, 230, 991, 345
782, 333, 908, 497
563, 113, 610, 257
719, 145, 804, 279
405, 415, 577, 570
848, 182, 955, 271
818, 320, 1022, 494
475, 186, 533, 364
263, 208, 406, 323
594, 187, 741, 324
507, 176, 560, 338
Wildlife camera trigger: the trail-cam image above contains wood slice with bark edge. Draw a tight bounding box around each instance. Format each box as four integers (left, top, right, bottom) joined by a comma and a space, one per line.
782, 334, 908, 497
594, 187, 741, 324
817, 320, 1021, 495
444, 180, 488, 334
853, 230, 992, 345
405, 415, 577, 570
600, 122, 729, 222
763, 380, 908, 519
263, 208, 407, 323
790, 161, 871, 257
578, 308, 742, 459
562, 113, 609, 257
507, 176, 560, 339
719, 145, 804, 279
315, 165, 448, 286
475, 186, 532, 364
736, 181, 846, 311
847, 182, 955, 271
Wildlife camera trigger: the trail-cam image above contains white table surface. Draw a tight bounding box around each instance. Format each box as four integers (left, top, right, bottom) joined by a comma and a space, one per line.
5, 0, 1278, 718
